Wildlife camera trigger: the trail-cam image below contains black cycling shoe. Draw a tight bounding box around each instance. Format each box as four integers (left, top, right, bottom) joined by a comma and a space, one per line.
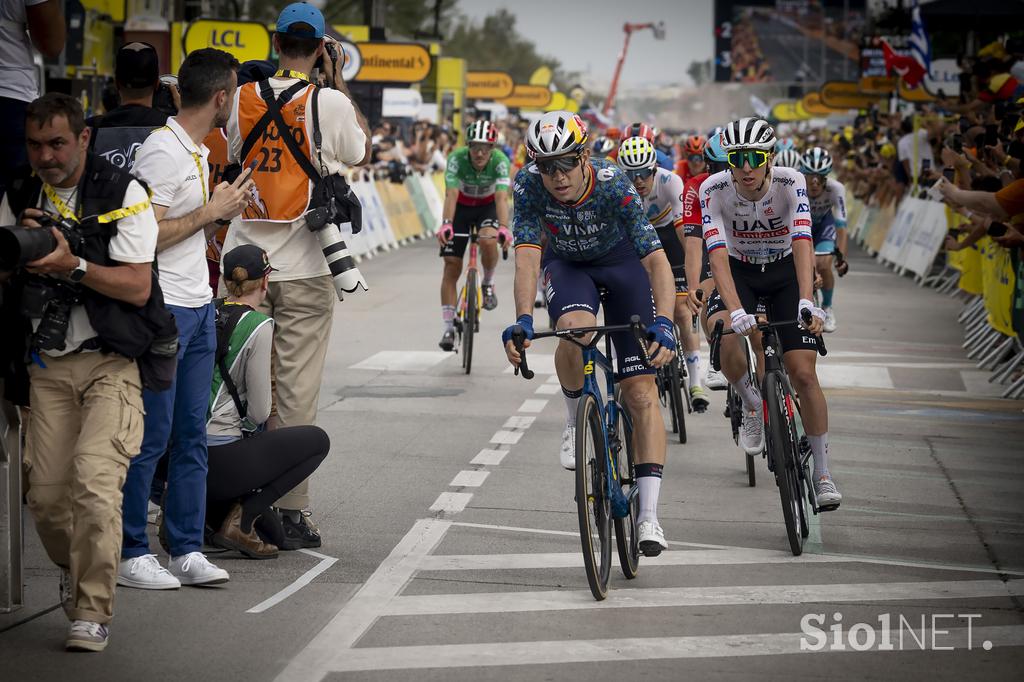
279, 510, 322, 550
438, 329, 455, 351
482, 284, 498, 311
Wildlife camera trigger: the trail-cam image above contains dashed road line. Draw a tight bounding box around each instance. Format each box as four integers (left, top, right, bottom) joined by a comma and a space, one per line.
429, 492, 473, 514
518, 399, 549, 412
470, 448, 508, 466
490, 430, 524, 445
449, 470, 490, 487
503, 415, 536, 429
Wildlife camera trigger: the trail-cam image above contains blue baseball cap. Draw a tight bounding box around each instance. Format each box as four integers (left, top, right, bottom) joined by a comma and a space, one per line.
276, 2, 325, 39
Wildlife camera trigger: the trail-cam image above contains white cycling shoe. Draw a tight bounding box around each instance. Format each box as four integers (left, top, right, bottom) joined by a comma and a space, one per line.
560, 424, 576, 470
814, 475, 842, 510
705, 368, 728, 390
739, 410, 764, 455
638, 520, 667, 557
823, 307, 837, 333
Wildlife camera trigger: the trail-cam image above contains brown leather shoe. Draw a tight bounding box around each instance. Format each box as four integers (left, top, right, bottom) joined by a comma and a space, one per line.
212, 503, 278, 559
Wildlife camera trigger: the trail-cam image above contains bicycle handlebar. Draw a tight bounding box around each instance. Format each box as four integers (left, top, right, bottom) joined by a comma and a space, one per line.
708, 309, 827, 371
833, 248, 848, 277
691, 289, 704, 333
511, 315, 649, 381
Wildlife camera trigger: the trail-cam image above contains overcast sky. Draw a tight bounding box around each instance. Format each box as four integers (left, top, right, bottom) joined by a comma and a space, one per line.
456, 0, 715, 88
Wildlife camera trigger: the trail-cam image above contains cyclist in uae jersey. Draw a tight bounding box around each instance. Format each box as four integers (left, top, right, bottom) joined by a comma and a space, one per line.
618, 135, 709, 411
436, 120, 512, 351
501, 111, 678, 556
800, 146, 847, 333
702, 118, 841, 511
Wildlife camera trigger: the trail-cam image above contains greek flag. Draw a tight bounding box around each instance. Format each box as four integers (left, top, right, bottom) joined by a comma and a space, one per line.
909, 0, 931, 75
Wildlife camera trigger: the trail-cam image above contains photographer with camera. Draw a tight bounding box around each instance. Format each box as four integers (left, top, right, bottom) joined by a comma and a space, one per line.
223, 2, 370, 548
0, 92, 160, 651
117, 48, 252, 592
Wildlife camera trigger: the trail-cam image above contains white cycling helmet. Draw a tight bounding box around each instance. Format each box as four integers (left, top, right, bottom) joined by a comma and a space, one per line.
721, 117, 776, 151
617, 136, 658, 170
466, 120, 497, 145
799, 146, 833, 174
774, 149, 802, 168
526, 110, 588, 159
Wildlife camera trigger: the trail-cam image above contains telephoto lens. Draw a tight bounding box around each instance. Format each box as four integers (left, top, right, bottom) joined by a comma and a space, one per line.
311, 223, 368, 301
0, 225, 57, 271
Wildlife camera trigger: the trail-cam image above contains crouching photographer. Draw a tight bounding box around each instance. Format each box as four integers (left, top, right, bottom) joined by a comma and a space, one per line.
0, 92, 172, 652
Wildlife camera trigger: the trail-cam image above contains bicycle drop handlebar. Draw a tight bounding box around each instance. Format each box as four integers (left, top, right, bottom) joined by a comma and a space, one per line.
511, 315, 650, 381
691, 288, 704, 333
708, 309, 827, 371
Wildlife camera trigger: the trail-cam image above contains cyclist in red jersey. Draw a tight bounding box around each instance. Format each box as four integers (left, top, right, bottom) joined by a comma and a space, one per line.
675, 134, 707, 183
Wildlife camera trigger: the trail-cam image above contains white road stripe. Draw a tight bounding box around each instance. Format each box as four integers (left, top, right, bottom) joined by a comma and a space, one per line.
350, 351, 452, 372
503, 353, 556, 374
449, 470, 490, 488
817, 364, 894, 389
503, 415, 536, 429
469, 449, 507, 466
384, 580, 1024, 617
535, 384, 561, 395
273, 519, 451, 682
518, 399, 549, 413
245, 549, 338, 614
490, 430, 524, 445
318, 625, 1024, 672
546, 374, 560, 383
429, 492, 473, 513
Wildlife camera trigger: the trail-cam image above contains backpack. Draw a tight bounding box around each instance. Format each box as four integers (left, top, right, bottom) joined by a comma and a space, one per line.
214, 299, 254, 434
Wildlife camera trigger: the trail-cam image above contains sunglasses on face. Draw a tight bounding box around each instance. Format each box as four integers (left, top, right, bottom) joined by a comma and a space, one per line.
688, 154, 704, 164
536, 154, 582, 176
625, 167, 656, 181
727, 149, 770, 169
469, 143, 493, 153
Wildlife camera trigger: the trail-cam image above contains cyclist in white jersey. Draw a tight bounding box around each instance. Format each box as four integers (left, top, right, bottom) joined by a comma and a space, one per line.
700, 118, 841, 510
618, 136, 709, 411
800, 147, 848, 333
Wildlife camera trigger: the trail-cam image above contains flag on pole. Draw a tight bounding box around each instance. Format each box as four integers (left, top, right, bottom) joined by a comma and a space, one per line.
909, 0, 932, 78
881, 40, 927, 88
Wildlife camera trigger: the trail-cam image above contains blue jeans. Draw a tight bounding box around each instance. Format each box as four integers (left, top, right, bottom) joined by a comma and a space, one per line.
121, 303, 215, 558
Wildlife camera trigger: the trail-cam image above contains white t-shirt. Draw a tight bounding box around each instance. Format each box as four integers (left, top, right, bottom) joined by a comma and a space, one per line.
133, 116, 214, 307
0, 0, 46, 102
0, 180, 158, 357
225, 78, 367, 281
897, 129, 934, 172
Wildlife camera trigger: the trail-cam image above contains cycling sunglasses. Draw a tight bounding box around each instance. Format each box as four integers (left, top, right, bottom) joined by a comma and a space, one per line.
625, 167, 656, 181
727, 149, 771, 169
469, 143, 493, 153
688, 154, 704, 164
535, 154, 582, 176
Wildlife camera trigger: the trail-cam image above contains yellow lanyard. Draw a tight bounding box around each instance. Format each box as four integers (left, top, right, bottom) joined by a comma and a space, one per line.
190, 151, 208, 205
42, 184, 79, 222
275, 69, 309, 83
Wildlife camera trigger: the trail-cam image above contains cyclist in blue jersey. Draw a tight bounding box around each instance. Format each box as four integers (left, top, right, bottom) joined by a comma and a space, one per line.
501, 111, 678, 555
799, 147, 848, 333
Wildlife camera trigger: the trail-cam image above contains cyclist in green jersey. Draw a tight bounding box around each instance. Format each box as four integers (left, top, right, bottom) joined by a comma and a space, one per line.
437, 120, 512, 350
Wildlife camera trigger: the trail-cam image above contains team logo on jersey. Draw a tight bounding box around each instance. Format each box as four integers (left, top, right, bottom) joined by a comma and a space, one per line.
796, 203, 809, 213
704, 228, 719, 238
702, 214, 711, 224
772, 175, 795, 186
545, 221, 559, 234
621, 196, 635, 208
597, 167, 617, 182
794, 219, 811, 227
764, 206, 774, 215
796, 188, 807, 197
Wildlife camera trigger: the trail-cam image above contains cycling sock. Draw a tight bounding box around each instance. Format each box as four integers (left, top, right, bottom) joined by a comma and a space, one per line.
821, 288, 834, 308
735, 374, 761, 413
562, 386, 582, 423
685, 352, 702, 390
482, 268, 496, 286
635, 463, 664, 523
441, 305, 456, 332
808, 432, 830, 479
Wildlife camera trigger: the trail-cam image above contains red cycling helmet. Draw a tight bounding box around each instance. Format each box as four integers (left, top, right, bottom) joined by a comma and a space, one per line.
683, 134, 707, 156
621, 122, 655, 142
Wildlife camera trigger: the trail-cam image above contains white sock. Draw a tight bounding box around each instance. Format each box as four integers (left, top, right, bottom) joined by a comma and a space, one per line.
562, 386, 582, 423
637, 476, 662, 524
808, 432, 829, 479
441, 305, 455, 332
685, 352, 702, 390
483, 268, 495, 286
735, 374, 761, 413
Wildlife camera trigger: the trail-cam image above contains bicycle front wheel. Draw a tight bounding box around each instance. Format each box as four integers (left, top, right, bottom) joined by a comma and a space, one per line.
764, 373, 805, 556
576, 393, 612, 600
668, 355, 687, 444
462, 270, 476, 374
611, 401, 639, 579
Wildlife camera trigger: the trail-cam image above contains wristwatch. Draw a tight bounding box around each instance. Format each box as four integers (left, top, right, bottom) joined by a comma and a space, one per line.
69, 257, 88, 283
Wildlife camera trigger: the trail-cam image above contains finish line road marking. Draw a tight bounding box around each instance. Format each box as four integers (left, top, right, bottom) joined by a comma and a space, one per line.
246, 549, 338, 614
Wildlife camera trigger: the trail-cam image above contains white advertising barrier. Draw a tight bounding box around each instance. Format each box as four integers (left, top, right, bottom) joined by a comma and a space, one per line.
878, 197, 922, 265
897, 199, 949, 277
358, 178, 399, 252
417, 172, 443, 233
340, 175, 373, 258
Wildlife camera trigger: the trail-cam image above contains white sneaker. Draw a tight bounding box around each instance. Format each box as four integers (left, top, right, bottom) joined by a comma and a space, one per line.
814, 475, 842, 509
117, 554, 181, 590
168, 552, 230, 586
66, 620, 109, 652
705, 367, 728, 389
823, 307, 837, 333
739, 410, 764, 455
560, 423, 576, 470
637, 520, 667, 556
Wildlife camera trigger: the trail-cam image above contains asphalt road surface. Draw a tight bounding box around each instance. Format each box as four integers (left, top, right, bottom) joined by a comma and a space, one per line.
2, 239, 1023, 680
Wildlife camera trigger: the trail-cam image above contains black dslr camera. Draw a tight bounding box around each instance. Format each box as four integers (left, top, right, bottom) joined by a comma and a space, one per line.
0, 213, 87, 351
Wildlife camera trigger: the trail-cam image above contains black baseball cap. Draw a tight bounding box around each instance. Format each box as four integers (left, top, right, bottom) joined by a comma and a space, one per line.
223, 244, 276, 281
116, 42, 160, 90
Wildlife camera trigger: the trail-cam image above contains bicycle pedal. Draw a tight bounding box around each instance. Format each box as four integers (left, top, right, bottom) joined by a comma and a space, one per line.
816, 503, 840, 513
639, 542, 664, 558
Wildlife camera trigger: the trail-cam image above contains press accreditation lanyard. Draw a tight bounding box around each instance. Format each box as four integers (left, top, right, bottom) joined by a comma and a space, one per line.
275, 69, 310, 83
41, 182, 151, 224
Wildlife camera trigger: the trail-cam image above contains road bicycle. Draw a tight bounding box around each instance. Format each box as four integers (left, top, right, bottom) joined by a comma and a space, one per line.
656, 322, 690, 444
719, 333, 760, 487
709, 310, 828, 555
452, 223, 507, 374
511, 314, 649, 600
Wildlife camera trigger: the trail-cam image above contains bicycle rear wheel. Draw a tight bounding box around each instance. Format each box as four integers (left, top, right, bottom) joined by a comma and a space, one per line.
764, 373, 805, 556
576, 394, 612, 600
668, 356, 687, 444
462, 270, 476, 374
611, 401, 639, 579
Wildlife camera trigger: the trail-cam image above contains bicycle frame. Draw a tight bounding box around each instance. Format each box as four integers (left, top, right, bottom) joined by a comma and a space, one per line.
456, 226, 482, 322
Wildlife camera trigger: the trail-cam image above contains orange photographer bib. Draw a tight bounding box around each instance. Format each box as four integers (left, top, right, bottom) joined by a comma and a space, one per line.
203, 128, 231, 262
237, 80, 316, 222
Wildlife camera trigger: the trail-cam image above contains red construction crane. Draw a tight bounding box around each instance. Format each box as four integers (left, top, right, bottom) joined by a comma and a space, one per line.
602, 21, 666, 117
